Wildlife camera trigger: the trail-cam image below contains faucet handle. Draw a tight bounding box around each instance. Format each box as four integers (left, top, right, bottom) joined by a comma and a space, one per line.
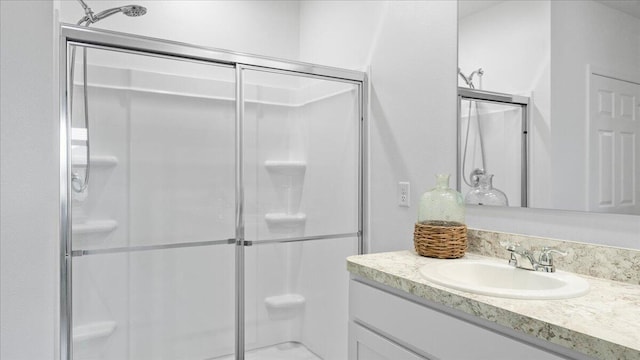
538, 247, 567, 266
500, 241, 525, 267
500, 241, 527, 253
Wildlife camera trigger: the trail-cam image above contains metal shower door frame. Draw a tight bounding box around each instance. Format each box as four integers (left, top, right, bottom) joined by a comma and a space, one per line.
59, 24, 367, 360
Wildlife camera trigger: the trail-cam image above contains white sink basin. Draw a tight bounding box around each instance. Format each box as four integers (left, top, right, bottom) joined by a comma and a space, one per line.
419, 259, 590, 300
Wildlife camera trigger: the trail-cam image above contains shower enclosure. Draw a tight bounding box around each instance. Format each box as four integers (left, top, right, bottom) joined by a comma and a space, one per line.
59, 26, 366, 360
457, 88, 529, 207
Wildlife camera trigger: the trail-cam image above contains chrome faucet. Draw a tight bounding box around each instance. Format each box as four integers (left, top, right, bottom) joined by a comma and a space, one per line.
500, 242, 567, 272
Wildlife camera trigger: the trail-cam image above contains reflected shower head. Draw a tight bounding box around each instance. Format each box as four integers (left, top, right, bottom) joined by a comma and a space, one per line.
458, 68, 484, 90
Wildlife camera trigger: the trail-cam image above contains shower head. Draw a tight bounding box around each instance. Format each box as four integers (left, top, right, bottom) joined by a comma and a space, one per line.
94, 5, 147, 22
121, 5, 147, 17
75, 1, 147, 25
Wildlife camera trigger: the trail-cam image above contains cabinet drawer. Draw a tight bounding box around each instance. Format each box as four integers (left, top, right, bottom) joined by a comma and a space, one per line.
350, 322, 428, 360
350, 279, 568, 360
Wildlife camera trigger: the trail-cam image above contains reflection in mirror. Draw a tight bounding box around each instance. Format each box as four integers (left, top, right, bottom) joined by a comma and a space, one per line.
458, 0, 640, 215
457, 89, 528, 208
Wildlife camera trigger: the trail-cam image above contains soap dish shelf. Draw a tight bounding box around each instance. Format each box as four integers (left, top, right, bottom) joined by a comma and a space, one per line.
264, 294, 306, 310
265, 213, 306, 227
72, 155, 119, 168
73, 320, 117, 343
264, 160, 306, 176
72, 220, 118, 235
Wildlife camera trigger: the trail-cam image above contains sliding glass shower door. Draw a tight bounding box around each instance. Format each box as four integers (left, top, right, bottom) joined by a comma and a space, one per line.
241, 69, 360, 359
61, 26, 365, 360
67, 44, 237, 359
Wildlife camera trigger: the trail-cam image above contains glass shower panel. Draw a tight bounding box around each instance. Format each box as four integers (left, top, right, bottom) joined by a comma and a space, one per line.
242, 69, 360, 242
458, 98, 524, 206
69, 45, 236, 251
69, 44, 236, 359
243, 237, 358, 360
241, 68, 361, 360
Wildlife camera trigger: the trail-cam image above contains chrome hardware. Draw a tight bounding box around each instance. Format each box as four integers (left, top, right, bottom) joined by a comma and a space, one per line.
469, 168, 486, 188
500, 242, 567, 273
537, 247, 568, 273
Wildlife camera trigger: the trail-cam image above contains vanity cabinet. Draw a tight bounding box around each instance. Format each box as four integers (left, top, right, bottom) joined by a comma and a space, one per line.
349, 278, 577, 360
350, 322, 426, 360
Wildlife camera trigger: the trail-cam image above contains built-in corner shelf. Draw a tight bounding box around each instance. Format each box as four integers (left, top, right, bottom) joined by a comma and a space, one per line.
264, 294, 306, 310
72, 155, 119, 168
73, 321, 117, 343
265, 294, 306, 320
265, 213, 306, 227
72, 220, 118, 235
264, 160, 306, 176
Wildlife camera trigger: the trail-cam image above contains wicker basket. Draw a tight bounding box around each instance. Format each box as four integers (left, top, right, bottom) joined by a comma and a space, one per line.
413, 221, 467, 259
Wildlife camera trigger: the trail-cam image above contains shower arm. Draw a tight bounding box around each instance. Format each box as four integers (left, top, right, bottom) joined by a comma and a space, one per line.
458, 68, 484, 90
458, 68, 474, 89
76, 0, 96, 23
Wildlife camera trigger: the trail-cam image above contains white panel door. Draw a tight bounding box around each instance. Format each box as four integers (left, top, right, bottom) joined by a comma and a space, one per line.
588, 74, 640, 214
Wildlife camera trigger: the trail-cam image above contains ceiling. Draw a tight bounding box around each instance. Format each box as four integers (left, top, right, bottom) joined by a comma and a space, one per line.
459, 0, 640, 20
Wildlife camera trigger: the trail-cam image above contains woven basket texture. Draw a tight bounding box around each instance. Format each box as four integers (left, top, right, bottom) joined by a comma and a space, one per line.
413, 221, 467, 259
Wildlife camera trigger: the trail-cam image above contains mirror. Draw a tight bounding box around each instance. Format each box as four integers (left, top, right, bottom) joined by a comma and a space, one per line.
458, 0, 640, 215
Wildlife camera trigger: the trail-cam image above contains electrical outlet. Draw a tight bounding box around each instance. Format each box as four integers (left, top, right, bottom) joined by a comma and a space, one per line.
398, 181, 410, 207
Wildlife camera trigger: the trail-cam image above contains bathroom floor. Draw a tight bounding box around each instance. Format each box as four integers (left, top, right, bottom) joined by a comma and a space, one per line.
211, 342, 322, 360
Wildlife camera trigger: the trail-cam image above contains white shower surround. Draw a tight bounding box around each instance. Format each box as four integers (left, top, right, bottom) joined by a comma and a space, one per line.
70, 61, 358, 359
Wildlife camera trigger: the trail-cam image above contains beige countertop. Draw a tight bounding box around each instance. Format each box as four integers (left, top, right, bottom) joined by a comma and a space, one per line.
347, 250, 640, 360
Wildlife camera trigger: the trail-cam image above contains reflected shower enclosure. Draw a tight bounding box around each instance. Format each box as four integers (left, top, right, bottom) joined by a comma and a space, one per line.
457, 88, 529, 207
60, 26, 365, 360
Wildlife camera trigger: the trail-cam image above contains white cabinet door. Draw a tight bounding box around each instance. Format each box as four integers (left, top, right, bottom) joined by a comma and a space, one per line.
349, 322, 428, 360
350, 279, 572, 360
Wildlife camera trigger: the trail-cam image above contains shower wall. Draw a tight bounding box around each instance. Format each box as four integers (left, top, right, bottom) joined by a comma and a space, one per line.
71, 51, 358, 359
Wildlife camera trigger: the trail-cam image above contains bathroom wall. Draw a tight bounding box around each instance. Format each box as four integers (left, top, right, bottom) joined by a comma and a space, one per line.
298, 1, 387, 70
0, 1, 59, 359
298, 0, 460, 254
550, 0, 640, 212
366, 1, 459, 253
